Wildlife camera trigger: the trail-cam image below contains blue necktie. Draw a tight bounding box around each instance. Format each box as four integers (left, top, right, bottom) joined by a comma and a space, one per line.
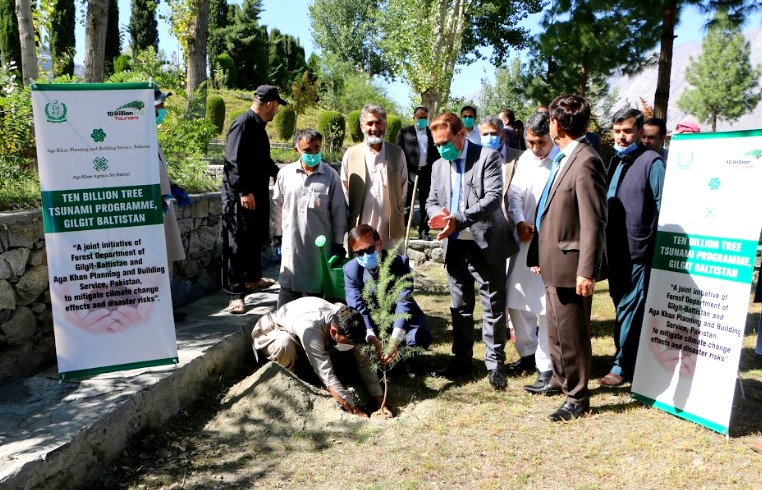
450, 158, 462, 240
535, 152, 564, 232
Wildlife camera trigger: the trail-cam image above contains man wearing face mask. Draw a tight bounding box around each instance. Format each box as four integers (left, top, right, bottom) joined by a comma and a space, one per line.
221, 85, 285, 314
343, 224, 432, 364
272, 129, 347, 308
341, 104, 408, 252
397, 107, 438, 240
477, 115, 523, 221
251, 296, 388, 417
599, 107, 665, 387
461, 105, 482, 145
426, 112, 518, 390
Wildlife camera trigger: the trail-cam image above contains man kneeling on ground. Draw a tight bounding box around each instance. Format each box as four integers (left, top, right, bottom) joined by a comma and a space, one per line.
251, 296, 390, 417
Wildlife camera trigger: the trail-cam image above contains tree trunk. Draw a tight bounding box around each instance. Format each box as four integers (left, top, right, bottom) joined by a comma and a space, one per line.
84, 0, 109, 82
15, 0, 38, 84
712, 114, 716, 132
186, 0, 210, 115
653, 1, 678, 121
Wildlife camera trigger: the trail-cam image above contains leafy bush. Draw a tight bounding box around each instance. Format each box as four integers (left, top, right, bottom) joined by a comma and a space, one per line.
205, 95, 226, 134
347, 109, 362, 142
229, 108, 248, 128
158, 107, 220, 192
385, 114, 401, 143
272, 105, 296, 141
214, 53, 238, 88
114, 55, 131, 73
317, 111, 345, 152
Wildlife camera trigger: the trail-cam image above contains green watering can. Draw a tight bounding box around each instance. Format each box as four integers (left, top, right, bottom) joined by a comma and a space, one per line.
315, 235, 349, 302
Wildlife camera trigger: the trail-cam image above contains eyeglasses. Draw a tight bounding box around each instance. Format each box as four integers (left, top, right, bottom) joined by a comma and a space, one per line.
353, 242, 378, 256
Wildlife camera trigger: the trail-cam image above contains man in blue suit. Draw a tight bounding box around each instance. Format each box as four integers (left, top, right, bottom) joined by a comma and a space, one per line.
343, 224, 432, 363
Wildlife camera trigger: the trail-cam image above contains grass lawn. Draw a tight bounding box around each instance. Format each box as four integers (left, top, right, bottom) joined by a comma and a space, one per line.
91, 277, 762, 489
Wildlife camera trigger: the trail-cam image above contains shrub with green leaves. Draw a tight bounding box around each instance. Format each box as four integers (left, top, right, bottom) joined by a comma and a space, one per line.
272, 105, 296, 141
158, 107, 220, 193
214, 53, 237, 88
317, 111, 345, 152
113, 54, 131, 73
228, 108, 248, 129
347, 109, 362, 142
205, 95, 226, 134
385, 114, 402, 143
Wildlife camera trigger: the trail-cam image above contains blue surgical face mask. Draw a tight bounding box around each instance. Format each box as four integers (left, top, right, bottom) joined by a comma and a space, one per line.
156, 108, 167, 125
615, 141, 638, 157
438, 140, 460, 161
415, 118, 428, 130
301, 152, 321, 167
356, 249, 380, 269
462, 116, 475, 129
481, 134, 501, 150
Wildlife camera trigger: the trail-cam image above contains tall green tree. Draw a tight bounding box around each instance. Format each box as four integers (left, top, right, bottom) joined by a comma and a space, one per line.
0, 0, 21, 70
166, 0, 210, 110
677, 11, 761, 131
309, 0, 391, 78
377, 0, 545, 114
268, 28, 306, 93
104, 0, 121, 76
207, 0, 229, 65
16, 0, 38, 84
478, 56, 533, 119
50, 0, 76, 76
521, 0, 662, 104
223, 0, 268, 90
129, 0, 160, 53
652, 0, 761, 120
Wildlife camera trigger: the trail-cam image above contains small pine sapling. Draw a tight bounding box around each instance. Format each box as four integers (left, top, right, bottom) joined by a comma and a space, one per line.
361, 242, 423, 414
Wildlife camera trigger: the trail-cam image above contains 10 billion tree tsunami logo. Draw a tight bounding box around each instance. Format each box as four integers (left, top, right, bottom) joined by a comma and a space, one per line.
107, 100, 145, 121
44, 100, 67, 123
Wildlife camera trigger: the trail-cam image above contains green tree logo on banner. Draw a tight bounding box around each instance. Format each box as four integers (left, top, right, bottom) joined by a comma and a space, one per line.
45, 100, 67, 123
91, 128, 107, 142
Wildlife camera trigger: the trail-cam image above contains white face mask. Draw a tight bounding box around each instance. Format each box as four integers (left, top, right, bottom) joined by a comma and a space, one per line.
334, 342, 354, 352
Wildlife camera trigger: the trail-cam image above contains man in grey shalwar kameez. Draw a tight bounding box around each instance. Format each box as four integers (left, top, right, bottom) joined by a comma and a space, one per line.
273, 129, 347, 307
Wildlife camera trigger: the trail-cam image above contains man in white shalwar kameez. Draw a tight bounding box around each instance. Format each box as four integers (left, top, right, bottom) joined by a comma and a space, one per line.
506, 111, 560, 394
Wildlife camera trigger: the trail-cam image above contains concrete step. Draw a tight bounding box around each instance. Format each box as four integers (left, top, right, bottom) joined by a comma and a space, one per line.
0, 272, 280, 490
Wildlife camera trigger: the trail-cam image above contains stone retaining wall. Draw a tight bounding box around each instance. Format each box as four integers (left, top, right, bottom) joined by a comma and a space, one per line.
0, 193, 223, 383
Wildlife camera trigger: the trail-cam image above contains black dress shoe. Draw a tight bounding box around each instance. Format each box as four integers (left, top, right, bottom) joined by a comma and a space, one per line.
488, 369, 507, 390
506, 355, 536, 375
548, 402, 590, 422
432, 361, 473, 379
523, 370, 562, 395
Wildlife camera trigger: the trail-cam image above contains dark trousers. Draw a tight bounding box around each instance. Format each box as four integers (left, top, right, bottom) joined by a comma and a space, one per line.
445, 240, 507, 370
221, 198, 263, 299
545, 286, 592, 406
405, 165, 432, 234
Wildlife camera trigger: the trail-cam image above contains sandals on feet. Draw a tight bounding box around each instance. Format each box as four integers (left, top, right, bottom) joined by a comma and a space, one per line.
244, 278, 276, 293
228, 299, 246, 315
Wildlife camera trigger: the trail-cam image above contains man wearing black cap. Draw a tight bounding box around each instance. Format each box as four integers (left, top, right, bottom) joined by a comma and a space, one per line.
222, 85, 286, 314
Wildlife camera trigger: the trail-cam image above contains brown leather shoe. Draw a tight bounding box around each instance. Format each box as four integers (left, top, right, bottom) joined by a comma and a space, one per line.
599, 372, 626, 387
751, 441, 762, 454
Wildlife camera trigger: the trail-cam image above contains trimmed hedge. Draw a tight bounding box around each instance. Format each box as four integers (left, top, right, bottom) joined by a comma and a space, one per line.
272, 105, 296, 141
385, 114, 402, 143
215, 53, 238, 88
347, 109, 362, 142
317, 111, 346, 152
205, 95, 226, 134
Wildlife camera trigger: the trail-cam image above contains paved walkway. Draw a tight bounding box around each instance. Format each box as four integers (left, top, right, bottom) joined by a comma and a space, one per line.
0, 267, 279, 490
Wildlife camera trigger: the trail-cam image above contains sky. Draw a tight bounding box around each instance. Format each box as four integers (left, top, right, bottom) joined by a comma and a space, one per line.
73, 0, 762, 109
